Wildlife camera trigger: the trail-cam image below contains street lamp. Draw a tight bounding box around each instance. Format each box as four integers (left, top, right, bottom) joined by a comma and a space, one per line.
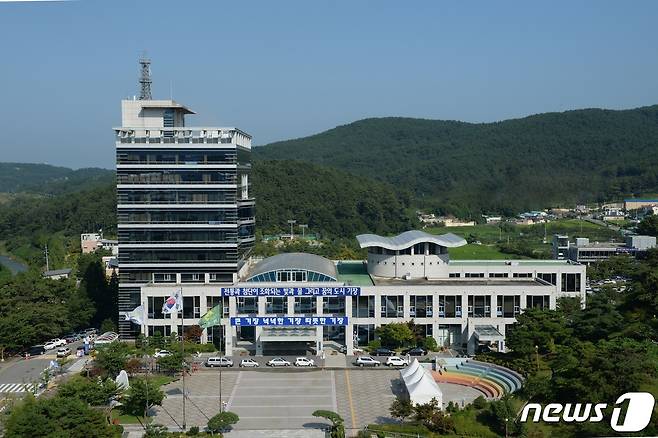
505, 417, 509, 438
287, 219, 296, 239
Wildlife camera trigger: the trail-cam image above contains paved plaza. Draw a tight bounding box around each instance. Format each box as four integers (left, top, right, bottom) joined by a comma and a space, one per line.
153, 368, 480, 432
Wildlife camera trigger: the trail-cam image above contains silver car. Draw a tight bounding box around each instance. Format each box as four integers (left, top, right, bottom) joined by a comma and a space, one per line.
239, 358, 260, 368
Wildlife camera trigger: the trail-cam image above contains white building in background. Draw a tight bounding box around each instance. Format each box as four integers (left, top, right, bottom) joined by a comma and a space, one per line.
138, 230, 586, 356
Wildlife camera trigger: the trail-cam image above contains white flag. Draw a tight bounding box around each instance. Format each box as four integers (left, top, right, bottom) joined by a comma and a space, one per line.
162, 289, 183, 314
124, 305, 145, 326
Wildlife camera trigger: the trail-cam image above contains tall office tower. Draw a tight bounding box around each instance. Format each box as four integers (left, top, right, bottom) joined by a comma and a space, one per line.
115, 63, 254, 338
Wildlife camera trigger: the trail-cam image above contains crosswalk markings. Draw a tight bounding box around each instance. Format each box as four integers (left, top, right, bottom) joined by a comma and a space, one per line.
0, 383, 36, 393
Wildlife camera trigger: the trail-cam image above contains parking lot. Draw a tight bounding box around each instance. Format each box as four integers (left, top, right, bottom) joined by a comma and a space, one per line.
153, 367, 401, 432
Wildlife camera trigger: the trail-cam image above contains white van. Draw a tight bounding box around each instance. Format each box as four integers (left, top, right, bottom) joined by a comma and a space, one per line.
205, 357, 233, 368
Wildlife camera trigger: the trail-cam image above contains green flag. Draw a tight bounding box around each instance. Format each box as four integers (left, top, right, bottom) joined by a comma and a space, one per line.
199, 304, 222, 329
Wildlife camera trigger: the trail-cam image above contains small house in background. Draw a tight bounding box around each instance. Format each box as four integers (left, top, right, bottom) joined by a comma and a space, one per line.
43, 268, 72, 280
81, 233, 118, 255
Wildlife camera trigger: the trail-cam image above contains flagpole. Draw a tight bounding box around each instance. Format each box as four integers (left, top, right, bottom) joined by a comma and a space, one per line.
143, 301, 149, 426
181, 286, 186, 431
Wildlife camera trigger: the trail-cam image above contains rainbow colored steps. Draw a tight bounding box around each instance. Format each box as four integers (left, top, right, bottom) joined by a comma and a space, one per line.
432, 358, 523, 399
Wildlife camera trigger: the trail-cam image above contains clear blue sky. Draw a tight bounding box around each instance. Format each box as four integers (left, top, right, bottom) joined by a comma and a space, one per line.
1, 0, 657, 169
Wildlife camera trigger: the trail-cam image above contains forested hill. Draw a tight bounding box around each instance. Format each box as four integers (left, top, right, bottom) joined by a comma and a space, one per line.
0, 161, 413, 267
254, 105, 658, 216
0, 163, 114, 195
252, 160, 413, 236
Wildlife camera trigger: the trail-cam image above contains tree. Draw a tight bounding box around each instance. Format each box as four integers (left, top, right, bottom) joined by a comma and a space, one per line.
312, 410, 345, 438
375, 323, 415, 349
94, 342, 132, 378
390, 397, 413, 422
637, 214, 658, 237
157, 352, 185, 374
4, 394, 121, 438
100, 318, 117, 334
207, 411, 240, 434
143, 424, 169, 438
184, 325, 203, 343
489, 395, 522, 436
120, 378, 165, 417
506, 308, 571, 356
57, 375, 120, 406
413, 398, 440, 424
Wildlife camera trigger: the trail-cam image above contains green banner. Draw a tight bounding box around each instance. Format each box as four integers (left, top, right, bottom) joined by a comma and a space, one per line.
199, 304, 222, 329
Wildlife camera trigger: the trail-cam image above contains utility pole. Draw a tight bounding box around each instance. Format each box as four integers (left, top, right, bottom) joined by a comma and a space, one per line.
287, 219, 296, 239
44, 244, 49, 271
299, 224, 308, 239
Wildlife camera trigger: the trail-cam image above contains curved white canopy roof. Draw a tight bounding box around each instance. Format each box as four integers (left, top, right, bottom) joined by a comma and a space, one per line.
356, 230, 466, 250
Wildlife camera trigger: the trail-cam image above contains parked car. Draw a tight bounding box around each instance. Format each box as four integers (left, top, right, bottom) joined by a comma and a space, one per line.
63, 333, 79, 343
44, 340, 59, 350
50, 338, 67, 347
76, 345, 88, 356
56, 347, 71, 358
267, 357, 291, 367
355, 356, 381, 367
386, 356, 409, 367
294, 357, 315, 367
374, 348, 395, 356
403, 347, 427, 356
205, 357, 233, 368
239, 358, 260, 368
154, 350, 172, 358
27, 345, 46, 356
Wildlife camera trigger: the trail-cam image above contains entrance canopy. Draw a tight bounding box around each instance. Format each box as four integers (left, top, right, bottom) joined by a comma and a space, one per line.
260, 327, 317, 342
473, 325, 504, 342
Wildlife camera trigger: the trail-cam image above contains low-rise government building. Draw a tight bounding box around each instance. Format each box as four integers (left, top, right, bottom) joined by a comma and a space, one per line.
137, 230, 586, 356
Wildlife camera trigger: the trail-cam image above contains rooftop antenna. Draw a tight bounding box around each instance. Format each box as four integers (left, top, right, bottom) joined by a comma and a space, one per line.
138, 53, 152, 100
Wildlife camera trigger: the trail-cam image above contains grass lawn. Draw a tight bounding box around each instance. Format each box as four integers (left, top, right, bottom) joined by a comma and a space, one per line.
448, 244, 513, 260
110, 409, 144, 425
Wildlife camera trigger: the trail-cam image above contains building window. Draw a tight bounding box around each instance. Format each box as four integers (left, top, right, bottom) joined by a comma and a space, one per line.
526, 295, 550, 309
322, 297, 345, 315
237, 297, 257, 314
153, 273, 176, 283
266, 297, 287, 314
448, 273, 461, 278
148, 325, 172, 337
207, 296, 229, 317
561, 273, 581, 292
410, 295, 433, 318
438, 295, 462, 318
352, 296, 375, 318
353, 324, 375, 347
489, 273, 508, 278
513, 273, 533, 278
147, 296, 169, 319
537, 273, 557, 285
381, 295, 404, 318
465, 273, 484, 278
181, 296, 200, 319
294, 297, 316, 314
497, 296, 520, 318
181, 273, 205, 283
468, 296, 491, 317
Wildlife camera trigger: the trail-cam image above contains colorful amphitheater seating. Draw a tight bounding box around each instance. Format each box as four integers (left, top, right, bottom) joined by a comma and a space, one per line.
432, 359, 523, 399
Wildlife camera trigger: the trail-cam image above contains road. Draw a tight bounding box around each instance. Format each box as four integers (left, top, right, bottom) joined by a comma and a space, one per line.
0, 339, 86, 396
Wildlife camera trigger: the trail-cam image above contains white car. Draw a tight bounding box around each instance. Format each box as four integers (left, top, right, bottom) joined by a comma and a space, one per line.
294, 357, 315, 367
386, 356, 409, 367
267, 357, 291, 367
355, 356, 381, 367
49, 338, 66, 347
154, 350, 172, 358
239, 358, 260, 368
56, 347, 71, 358
44, 340, 59, 350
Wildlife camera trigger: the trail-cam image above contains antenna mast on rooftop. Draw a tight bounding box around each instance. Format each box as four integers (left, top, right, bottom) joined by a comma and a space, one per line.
138, 54, 152, 100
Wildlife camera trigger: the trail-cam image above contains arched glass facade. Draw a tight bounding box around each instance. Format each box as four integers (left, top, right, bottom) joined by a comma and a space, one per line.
247, 269, 336, 283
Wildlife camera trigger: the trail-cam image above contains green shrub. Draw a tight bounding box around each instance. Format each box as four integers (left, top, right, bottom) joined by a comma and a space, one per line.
421, 336, 438, 351
207, 411, 239, 433
367, 339, 381, 350
186, 426, 199, 435
473, 395, 487, 409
